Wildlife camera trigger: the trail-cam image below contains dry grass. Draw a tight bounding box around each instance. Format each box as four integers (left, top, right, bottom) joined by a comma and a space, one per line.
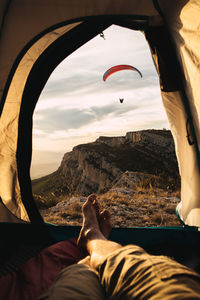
151, 213, 166, 226
40, 186, 181, 227
61, 201, 82, 219
34, 194, 66, 209
95, 186, 181, 227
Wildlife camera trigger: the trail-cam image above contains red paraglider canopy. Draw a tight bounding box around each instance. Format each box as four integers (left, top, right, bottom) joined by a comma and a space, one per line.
103, 64, 142, 81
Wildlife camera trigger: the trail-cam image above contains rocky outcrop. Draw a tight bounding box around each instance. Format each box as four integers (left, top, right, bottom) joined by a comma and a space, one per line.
57, 145, 121, 195
96, 136, 126, 147
40, 170, 181, 227
32, 129, 179, 198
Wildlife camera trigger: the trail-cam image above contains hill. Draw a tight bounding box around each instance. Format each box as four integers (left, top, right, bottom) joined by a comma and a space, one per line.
32, 129, 180, 204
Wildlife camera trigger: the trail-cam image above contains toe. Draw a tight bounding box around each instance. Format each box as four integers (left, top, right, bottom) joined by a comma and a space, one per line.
100, 209, 111, 220
87, 194, 97, 203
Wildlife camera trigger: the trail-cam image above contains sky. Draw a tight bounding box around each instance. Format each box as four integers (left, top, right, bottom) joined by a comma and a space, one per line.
31, 25, 169, 179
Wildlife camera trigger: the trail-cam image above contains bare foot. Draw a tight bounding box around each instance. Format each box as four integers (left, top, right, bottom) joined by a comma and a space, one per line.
77, 194, 105, 252
91, 194, 100, 219
99, 209, 112, 239
86, 194, 112, 238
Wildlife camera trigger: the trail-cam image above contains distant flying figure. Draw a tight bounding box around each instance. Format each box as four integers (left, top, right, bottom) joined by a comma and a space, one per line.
119, 98, 124, 103
100, 32, 105, 40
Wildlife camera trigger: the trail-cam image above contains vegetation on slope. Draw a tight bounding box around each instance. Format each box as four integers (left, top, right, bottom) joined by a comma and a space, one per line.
33, 129, 181, 227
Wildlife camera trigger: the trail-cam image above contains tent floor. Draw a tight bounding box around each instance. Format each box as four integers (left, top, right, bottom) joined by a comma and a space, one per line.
0, 223, 200, 276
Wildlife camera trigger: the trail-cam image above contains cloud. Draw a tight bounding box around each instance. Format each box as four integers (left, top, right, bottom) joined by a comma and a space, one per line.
41, 63, 157, 99
32, 24, 169, 177
34, 107, 95, 132
33, 100, 139, 132
39, 25, 158, 101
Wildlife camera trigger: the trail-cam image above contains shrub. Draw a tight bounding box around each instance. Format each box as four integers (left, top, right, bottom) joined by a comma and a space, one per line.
70, 201, 82, 212
137, 173, 180, 192
34, 194, 59, 209
165, 206, 175, 214
60, 200, 82, 220
152, 213, 166, 225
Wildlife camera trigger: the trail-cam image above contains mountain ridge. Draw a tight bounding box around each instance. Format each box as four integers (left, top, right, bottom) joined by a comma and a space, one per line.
32, 129, 180, 200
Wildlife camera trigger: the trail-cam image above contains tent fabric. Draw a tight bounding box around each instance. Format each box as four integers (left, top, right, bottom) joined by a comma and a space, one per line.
0, 238, 84, 300
0, 225, 199, 300
0, 1, 200, 227
144, 13, 200, 227
0, 0, 157, 103
0, 22, 83, 222
2, 3, 200, 298
0, 0, 159, 222
155, 1, 200, 226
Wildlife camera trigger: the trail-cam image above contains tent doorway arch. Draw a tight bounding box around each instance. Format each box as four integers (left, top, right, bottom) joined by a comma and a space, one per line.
1, 16, 152, 223
1, 2, 200, 288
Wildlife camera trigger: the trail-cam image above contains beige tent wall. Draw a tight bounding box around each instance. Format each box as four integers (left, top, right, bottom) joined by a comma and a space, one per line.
162, 91, 200, 227
158, 0, 200, 226
0, 1, 158, 221
2, 0, 200, 226
0, 0, 158, 102
0, 0, 9, 26
0, 23, 81, 221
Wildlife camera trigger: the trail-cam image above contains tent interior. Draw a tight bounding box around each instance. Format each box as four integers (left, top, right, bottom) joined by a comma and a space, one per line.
0, 0, 200, 278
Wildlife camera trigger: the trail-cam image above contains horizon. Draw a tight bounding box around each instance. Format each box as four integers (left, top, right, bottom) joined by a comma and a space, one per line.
31, 128, 170, 180
31, 25, 169, 179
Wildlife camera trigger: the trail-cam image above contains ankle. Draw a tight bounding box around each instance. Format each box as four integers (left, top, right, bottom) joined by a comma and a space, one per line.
85, 227, 105, 241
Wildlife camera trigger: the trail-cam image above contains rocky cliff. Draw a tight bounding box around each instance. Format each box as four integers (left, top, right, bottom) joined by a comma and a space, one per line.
32, 129, 179, 198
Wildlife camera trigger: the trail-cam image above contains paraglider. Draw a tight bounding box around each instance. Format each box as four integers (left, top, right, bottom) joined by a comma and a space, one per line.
103, 65, 142, 103
103, 64, 142, 81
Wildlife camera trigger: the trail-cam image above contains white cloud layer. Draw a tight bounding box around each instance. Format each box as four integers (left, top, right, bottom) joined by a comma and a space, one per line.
32, 25, 169, 178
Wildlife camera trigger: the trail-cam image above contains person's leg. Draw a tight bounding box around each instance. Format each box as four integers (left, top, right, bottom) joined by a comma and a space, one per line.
77, 194, 122, 268
38, 264, 106, 300
78, 196, 200, 300
39, 194, 112, 300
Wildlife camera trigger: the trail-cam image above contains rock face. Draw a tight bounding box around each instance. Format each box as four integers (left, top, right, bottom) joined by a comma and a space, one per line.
32, 129, 179, 197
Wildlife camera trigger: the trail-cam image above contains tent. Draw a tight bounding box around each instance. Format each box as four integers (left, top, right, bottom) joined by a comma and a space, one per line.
0, 0, 200, 295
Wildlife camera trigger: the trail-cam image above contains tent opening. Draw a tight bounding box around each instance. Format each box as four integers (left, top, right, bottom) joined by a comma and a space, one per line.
31, 25, 181, 228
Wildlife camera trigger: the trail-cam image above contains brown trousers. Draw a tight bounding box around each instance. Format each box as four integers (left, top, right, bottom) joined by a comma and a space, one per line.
39, 245, 200, 300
